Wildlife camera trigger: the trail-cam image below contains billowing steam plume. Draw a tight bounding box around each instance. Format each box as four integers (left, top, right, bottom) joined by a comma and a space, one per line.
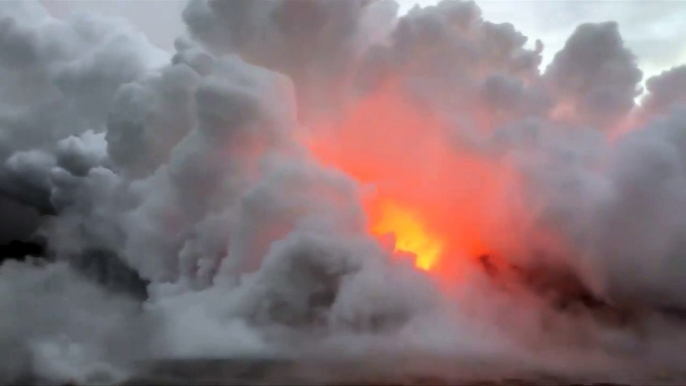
2, 0, 686, 384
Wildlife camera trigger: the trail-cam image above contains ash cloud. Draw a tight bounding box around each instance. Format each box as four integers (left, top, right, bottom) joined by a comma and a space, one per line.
1, 0, 686, 384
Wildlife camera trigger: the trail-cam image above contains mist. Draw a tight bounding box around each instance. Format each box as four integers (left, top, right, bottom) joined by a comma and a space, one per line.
2, 0, 686, 384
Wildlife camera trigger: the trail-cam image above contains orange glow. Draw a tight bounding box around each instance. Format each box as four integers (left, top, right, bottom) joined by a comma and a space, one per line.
372, 200, 444, 271
305, 82, 521, 281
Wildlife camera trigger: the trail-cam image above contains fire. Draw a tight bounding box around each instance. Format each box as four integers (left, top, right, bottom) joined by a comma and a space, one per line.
372, 200, 444, 271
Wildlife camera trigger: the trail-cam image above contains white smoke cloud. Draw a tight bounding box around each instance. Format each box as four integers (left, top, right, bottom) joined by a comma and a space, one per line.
1, 0, 686, 384
0, 260, 150, 384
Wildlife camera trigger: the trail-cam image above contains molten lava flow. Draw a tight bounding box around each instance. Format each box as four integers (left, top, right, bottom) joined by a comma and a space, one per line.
372, 200, 444, 271
305, 83, 519, 281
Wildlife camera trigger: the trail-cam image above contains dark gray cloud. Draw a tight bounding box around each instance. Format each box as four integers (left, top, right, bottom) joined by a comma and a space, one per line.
0, 195, 40, 243
544, 21, 643, 129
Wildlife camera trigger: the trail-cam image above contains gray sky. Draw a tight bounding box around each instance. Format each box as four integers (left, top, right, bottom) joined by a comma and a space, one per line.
41, 0, 187, 52
41, 0, 686, 80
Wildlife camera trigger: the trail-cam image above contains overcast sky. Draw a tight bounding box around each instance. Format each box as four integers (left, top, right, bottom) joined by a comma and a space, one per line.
41, 0, 686, 81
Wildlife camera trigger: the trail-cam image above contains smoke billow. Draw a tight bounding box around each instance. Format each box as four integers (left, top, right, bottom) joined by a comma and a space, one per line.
2, 0, 686, 384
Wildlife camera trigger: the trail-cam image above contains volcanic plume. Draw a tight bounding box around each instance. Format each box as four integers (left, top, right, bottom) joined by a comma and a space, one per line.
2, 0, 686, 384
305, 83, 519, 284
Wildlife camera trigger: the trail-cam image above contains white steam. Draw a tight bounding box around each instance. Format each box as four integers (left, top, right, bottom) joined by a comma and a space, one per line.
1, 0, 686, 384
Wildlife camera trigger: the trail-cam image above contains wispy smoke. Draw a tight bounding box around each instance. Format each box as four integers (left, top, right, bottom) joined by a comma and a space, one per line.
2, 0, 686, 384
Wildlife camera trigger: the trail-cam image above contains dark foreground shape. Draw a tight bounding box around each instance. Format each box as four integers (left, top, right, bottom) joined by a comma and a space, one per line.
120, 358, 679, 386
0, 237, 149, 301
68, 248, 150, 301
0, 239, 46, 264
477, 254, 686, 326
124, 359, 299, 385
12, 355, 679, 386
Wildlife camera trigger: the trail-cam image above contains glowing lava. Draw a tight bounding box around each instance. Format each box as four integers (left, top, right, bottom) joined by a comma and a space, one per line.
372, 200, 444, 271
304, 82, 518, 280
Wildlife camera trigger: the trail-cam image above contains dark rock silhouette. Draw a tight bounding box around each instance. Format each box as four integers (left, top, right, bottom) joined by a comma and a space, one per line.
0, 238, 149, 301
0, 238, 46, 264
